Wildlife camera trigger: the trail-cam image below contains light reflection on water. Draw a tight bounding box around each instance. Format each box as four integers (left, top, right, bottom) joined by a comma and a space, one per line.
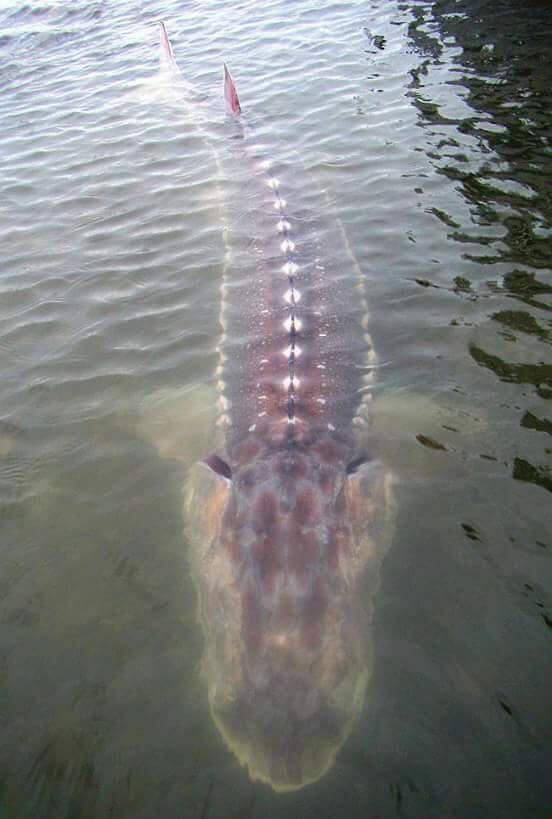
0, 0, 551, 817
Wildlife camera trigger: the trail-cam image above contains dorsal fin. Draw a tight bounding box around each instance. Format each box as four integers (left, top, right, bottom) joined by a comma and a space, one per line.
223, 64, 241, 115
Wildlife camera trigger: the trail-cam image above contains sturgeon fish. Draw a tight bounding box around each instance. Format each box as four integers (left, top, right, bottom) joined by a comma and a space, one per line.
147, 28, 394, 791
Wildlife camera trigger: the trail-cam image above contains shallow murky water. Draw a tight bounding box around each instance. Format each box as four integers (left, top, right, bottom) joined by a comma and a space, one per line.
1, 1, 551, 817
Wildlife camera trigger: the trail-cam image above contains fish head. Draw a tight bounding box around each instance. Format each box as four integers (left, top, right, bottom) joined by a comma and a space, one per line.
185, 436, 393, 790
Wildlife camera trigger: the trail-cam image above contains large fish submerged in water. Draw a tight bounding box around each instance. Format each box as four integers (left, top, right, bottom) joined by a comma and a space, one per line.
145, 25, 395, 791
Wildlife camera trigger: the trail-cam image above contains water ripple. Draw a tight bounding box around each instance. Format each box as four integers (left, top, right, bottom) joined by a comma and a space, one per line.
1, 0, 552, 815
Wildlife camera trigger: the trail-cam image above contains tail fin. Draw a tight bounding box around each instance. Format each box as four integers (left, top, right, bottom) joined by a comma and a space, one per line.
223, 64, 241, 115
158, 21, 178, 71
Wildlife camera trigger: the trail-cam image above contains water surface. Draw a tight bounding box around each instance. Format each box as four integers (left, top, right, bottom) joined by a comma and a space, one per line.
1, 1, 551, 817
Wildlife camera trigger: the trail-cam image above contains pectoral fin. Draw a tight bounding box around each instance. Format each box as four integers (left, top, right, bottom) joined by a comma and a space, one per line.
368, 391, 488, 479
184, 460, 231, 568
346, 458, 396, 573
137, 384, 219, 465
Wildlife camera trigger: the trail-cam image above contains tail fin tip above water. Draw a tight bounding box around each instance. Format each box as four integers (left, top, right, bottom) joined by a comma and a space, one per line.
223, 63, 241, 115
158, 20, 177, 68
